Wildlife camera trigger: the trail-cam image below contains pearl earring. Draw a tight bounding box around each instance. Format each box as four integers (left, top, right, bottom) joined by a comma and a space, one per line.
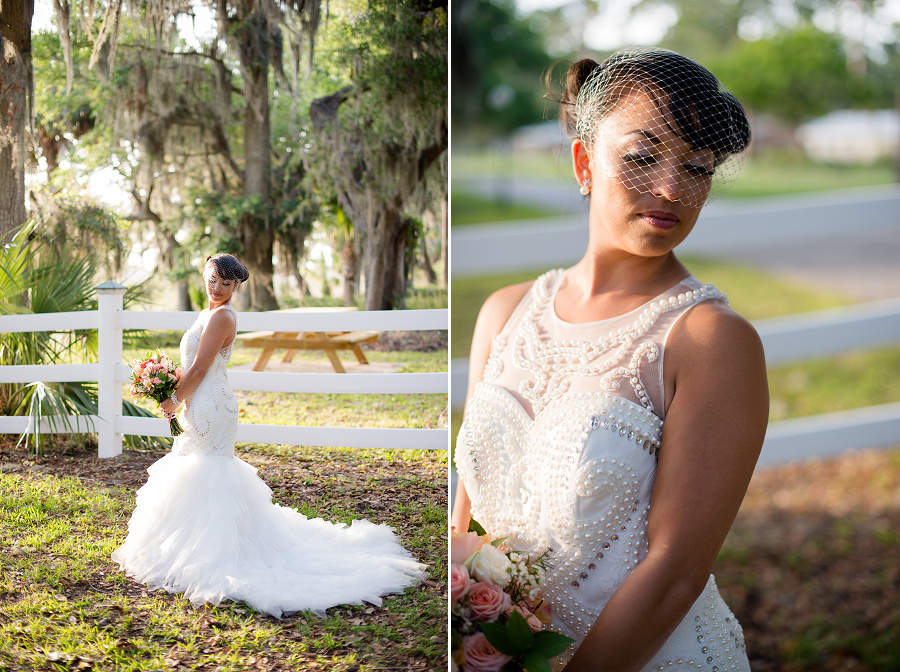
579, 178, 592, 196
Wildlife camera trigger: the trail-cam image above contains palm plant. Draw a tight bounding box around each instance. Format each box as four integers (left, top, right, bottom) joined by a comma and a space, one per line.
0, 223, 167, 455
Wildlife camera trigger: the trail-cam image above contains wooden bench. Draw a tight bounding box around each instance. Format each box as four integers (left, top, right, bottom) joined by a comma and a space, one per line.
237, 330, 379, 373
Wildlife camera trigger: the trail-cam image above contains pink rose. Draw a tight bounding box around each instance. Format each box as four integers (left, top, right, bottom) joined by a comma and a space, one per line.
451, 563, 473, 605
467, 582, 510, 622
451, 530, 486, 565
151, 376, 162, 385
506, 604, 543, 633
462, 632, 511, 672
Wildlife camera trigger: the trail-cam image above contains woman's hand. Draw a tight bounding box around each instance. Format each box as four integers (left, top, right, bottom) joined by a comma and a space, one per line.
169, 309, 236, 407
160, 397, 179, 417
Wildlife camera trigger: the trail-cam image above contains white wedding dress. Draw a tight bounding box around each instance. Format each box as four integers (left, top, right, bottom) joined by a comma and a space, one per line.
456, 270, 751, 672
112, 305, 426, 617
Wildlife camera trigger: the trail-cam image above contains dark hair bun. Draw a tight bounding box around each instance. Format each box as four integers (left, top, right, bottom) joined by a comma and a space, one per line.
546, 59, 598, 139
206, 253, 250, 283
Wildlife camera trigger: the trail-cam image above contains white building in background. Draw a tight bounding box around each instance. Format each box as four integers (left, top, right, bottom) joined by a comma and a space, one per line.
796, 109, 900, 164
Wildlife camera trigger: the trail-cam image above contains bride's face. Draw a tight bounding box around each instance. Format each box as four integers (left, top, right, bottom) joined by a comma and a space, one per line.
577, 90, 714, 258
204, 264, 237, 305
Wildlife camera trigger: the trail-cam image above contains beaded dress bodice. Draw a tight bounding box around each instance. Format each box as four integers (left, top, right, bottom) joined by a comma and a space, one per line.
172, 305, 239, 457
456, 270, 749, 672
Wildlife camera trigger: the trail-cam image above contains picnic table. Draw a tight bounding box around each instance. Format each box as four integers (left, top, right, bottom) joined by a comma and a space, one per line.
235, 307, 379, 373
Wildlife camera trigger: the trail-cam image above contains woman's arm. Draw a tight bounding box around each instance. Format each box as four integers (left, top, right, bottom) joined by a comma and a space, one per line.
160, 309, 236, 415
450, 281, 533, 533
564, 302, 769, 672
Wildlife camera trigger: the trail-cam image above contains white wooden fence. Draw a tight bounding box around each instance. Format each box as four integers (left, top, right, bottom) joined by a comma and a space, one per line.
0, 283, 449, 458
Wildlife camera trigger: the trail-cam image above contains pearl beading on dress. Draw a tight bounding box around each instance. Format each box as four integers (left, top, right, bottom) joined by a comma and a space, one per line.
458, 271, 750, 671
172, 306, 239, 457
485, 270, 727, 416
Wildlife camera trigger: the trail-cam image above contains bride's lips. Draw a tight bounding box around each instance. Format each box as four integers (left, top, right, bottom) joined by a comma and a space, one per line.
639, 210, 679, 230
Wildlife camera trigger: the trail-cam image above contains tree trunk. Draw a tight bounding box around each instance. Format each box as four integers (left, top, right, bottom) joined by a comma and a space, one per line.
341, 237, 358, 306
393, 217, 410, 308
440, 191, 448, 287
52, 0, 73, 94
365, 205, 408, 310
235, 10, 278, 311
0, 0, 34, 242
176, 281, 192, 311
239, 216, 278, 311
418, 223, 437, 285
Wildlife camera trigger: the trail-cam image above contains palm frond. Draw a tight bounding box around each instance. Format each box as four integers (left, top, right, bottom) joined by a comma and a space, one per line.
16, 381, 96, 456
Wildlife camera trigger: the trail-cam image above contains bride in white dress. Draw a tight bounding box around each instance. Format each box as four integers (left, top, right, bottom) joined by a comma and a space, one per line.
112, 253, 426, 617
452, 50, 769, 671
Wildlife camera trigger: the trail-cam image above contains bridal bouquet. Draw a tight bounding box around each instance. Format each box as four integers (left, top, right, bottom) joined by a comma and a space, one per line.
129, 349, 184, 436
451, 521, 573, 672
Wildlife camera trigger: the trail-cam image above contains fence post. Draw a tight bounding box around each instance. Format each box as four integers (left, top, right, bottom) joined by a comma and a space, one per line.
95, 282, 126, 458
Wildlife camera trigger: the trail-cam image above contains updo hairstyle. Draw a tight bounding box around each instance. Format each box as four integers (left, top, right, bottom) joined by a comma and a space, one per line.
549, 48, 751, 165
205, 253, 250, 285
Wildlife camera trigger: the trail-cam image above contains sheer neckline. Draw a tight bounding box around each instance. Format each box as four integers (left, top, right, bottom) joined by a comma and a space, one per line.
549, 268, 693, 327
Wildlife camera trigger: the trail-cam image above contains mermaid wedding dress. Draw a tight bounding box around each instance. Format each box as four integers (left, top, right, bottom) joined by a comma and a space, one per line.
456, 270, 751, 672
112, 305, 426, 617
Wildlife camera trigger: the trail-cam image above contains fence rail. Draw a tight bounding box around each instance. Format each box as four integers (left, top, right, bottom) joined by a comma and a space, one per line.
0, 283, 449, 457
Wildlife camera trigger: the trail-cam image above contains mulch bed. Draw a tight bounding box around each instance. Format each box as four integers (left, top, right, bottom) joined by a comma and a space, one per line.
362, 330, 447, 353
715, 448, 900, 671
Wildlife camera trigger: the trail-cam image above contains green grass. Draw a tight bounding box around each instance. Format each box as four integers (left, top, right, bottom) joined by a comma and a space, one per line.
451, 148, 572, 181
767, 345, 900, 422
450, 192, 557, 226
0, 443, 447, 671
726, 152, 896, 199
0, 328, 448, 670
279, 285, 447, 310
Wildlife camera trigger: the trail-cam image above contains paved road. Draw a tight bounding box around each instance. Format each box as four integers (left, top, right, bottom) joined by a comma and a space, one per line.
453, 177, 900, 300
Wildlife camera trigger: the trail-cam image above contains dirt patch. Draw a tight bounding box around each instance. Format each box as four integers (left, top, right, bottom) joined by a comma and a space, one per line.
363, 330, 447, 353
716, 448, 900, 671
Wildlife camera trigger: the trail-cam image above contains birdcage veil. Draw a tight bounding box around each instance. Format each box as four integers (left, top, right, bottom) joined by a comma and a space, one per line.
567, 48, 750, 208
205, 254, 250, 284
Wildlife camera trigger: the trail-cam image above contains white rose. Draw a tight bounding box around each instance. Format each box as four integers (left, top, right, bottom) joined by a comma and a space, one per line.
465, 542, 513, 588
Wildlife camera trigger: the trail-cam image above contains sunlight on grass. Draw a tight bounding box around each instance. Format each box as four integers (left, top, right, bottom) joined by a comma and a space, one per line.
0, 438, 447, 671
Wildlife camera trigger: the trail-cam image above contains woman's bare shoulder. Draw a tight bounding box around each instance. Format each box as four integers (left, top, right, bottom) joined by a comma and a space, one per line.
205, 306, 237, 330
473, 280, 535, 344
668, 300, 764, 376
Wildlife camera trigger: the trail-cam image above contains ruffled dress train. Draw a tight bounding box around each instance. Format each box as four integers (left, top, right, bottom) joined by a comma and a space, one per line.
112, 306, 426, 617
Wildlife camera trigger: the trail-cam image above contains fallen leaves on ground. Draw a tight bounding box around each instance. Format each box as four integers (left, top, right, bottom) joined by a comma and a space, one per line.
716, 448, 900, 672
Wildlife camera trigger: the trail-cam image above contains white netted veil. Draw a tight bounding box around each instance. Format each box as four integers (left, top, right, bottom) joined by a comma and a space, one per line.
570, 48, 750, 208
205, 254, 250, 284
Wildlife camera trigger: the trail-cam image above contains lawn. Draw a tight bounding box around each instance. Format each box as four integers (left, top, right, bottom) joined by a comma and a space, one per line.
449, 192, 556, 226
0, 332, 448, 671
